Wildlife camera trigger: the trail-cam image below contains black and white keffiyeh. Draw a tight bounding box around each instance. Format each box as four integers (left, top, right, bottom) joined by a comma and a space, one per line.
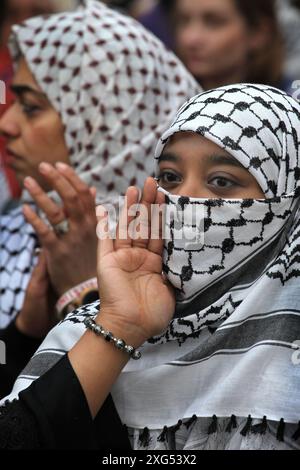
2, 84, 300, 450
0, 166, 10, 214
0, 0, 199, 326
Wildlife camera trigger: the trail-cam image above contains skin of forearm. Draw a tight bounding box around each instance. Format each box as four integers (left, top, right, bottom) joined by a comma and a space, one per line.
68, 310, 146, 418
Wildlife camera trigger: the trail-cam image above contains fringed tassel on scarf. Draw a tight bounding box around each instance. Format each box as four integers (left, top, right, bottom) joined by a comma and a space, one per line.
276, 418, 285, 442
157, 426, 168, 443
240, 415, 252, 436
139, 427, 151, 447
225, 414, 237, 433
139, 415, 299, 447
251, 416, 268, 435
184, 414, 198, 430
157, 419, 183, 444
292, 421, 300, 441
208, 415, 218, 434
171, 419, 183, 434
168, 420, 183, 445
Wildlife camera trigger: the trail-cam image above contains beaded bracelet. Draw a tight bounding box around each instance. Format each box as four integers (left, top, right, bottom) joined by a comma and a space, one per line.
83, 317, 142, 360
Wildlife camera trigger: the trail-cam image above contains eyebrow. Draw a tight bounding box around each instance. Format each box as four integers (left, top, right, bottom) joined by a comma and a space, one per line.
159, 152, 245, 169
10, 84, 47, 100
158, 152, 180, 163
209, 154, 245, 168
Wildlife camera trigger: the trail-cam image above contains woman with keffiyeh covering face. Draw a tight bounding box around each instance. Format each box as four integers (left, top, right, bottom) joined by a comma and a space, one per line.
0, 0, 199, 330
1, 83, 300, 450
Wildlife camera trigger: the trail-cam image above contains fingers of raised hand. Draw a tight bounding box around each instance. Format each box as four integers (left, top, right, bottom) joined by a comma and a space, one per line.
23, 204, 57, 248
148, 188, 165, 256
96, 205, 114, 258
38, 162, 84, 221
114, 186, 140, 250
109, 178, 164, 253
27, 251, 49, 292
24, 176, 66, 226
55, 163, 97, 214
131, 177, 159, 250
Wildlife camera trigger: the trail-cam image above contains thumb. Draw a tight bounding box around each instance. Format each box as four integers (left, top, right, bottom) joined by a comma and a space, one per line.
27, 250, 49, 293
34, 250, 48, 278
90, 186, 97, 201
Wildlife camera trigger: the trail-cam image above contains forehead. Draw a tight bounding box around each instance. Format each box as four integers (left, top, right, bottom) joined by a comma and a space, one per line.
163, 131, 230, 155
176, 0, 238, 15
13, 57, 41, 90
160, 131, 247, 169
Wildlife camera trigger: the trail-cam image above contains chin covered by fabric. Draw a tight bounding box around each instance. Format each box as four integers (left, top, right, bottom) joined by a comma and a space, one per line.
2, 84, 300, 450
159, 188, 297, 319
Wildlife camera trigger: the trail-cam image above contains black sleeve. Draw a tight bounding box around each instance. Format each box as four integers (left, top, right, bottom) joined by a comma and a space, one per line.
0, 354, 132, 450
0, 321, 43, 398
0, 292, 99, 399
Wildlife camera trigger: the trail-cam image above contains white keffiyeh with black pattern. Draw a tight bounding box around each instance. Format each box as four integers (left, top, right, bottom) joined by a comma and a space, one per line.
2, 84, 300, 450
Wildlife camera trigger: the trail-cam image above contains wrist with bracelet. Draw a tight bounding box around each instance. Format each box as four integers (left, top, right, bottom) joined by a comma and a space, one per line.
83, 316, 142, 360
56, 277, 99, 320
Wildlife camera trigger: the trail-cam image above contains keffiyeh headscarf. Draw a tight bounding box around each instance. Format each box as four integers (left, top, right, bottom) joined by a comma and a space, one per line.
0, 0, 199, 326
3, 84, 300, 450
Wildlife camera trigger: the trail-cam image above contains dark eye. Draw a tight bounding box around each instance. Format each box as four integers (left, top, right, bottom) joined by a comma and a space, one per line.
22, 103, 41, 117
203, 13, 227, 28
209, 176, 237, 189
157, 171, 182, 186
176, 14, 190, 28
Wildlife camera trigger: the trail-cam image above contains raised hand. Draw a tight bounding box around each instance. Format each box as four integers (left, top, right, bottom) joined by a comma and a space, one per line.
67, 178, 175, 418
22, 162, 98, 297
15, 251, 57, 338
97, 177, 175, 345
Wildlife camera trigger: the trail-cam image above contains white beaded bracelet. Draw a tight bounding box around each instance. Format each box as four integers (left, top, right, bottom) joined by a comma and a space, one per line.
83, 317, 142, 360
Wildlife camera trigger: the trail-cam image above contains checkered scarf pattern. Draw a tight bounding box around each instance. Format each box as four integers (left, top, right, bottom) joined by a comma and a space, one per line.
0, 0, 199, 325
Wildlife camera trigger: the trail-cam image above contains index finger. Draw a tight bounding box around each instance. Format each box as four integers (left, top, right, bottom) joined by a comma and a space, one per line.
39, 162, 83, 221
55, 162, 96, 212
131, 177, 158, 250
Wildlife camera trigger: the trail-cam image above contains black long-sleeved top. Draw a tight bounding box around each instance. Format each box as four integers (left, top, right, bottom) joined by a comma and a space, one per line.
0, 321, 42, 398
0, 293, 100, 399
0, 354, 131, 449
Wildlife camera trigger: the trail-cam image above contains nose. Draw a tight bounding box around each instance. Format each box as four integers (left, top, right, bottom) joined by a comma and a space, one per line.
179, 23, 206, 50
0, 103, 21, 139
175, 178, 211, 199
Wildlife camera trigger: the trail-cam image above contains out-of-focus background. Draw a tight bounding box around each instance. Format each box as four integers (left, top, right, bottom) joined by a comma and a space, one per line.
1, 0, 300, 211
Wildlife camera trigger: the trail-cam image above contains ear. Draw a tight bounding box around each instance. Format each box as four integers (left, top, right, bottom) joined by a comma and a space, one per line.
248, 19, 273, 52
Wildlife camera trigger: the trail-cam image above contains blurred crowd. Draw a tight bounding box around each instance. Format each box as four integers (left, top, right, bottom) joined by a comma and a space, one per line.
1, 0, 300, 212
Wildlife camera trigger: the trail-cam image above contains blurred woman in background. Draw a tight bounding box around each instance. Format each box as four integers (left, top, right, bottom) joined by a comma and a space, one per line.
0, 0, 57, 212
173, 0, 290, 92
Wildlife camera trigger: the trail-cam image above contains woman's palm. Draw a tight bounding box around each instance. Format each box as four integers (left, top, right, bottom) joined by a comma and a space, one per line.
97, 179, 175, 341
99, 246, 175, 339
